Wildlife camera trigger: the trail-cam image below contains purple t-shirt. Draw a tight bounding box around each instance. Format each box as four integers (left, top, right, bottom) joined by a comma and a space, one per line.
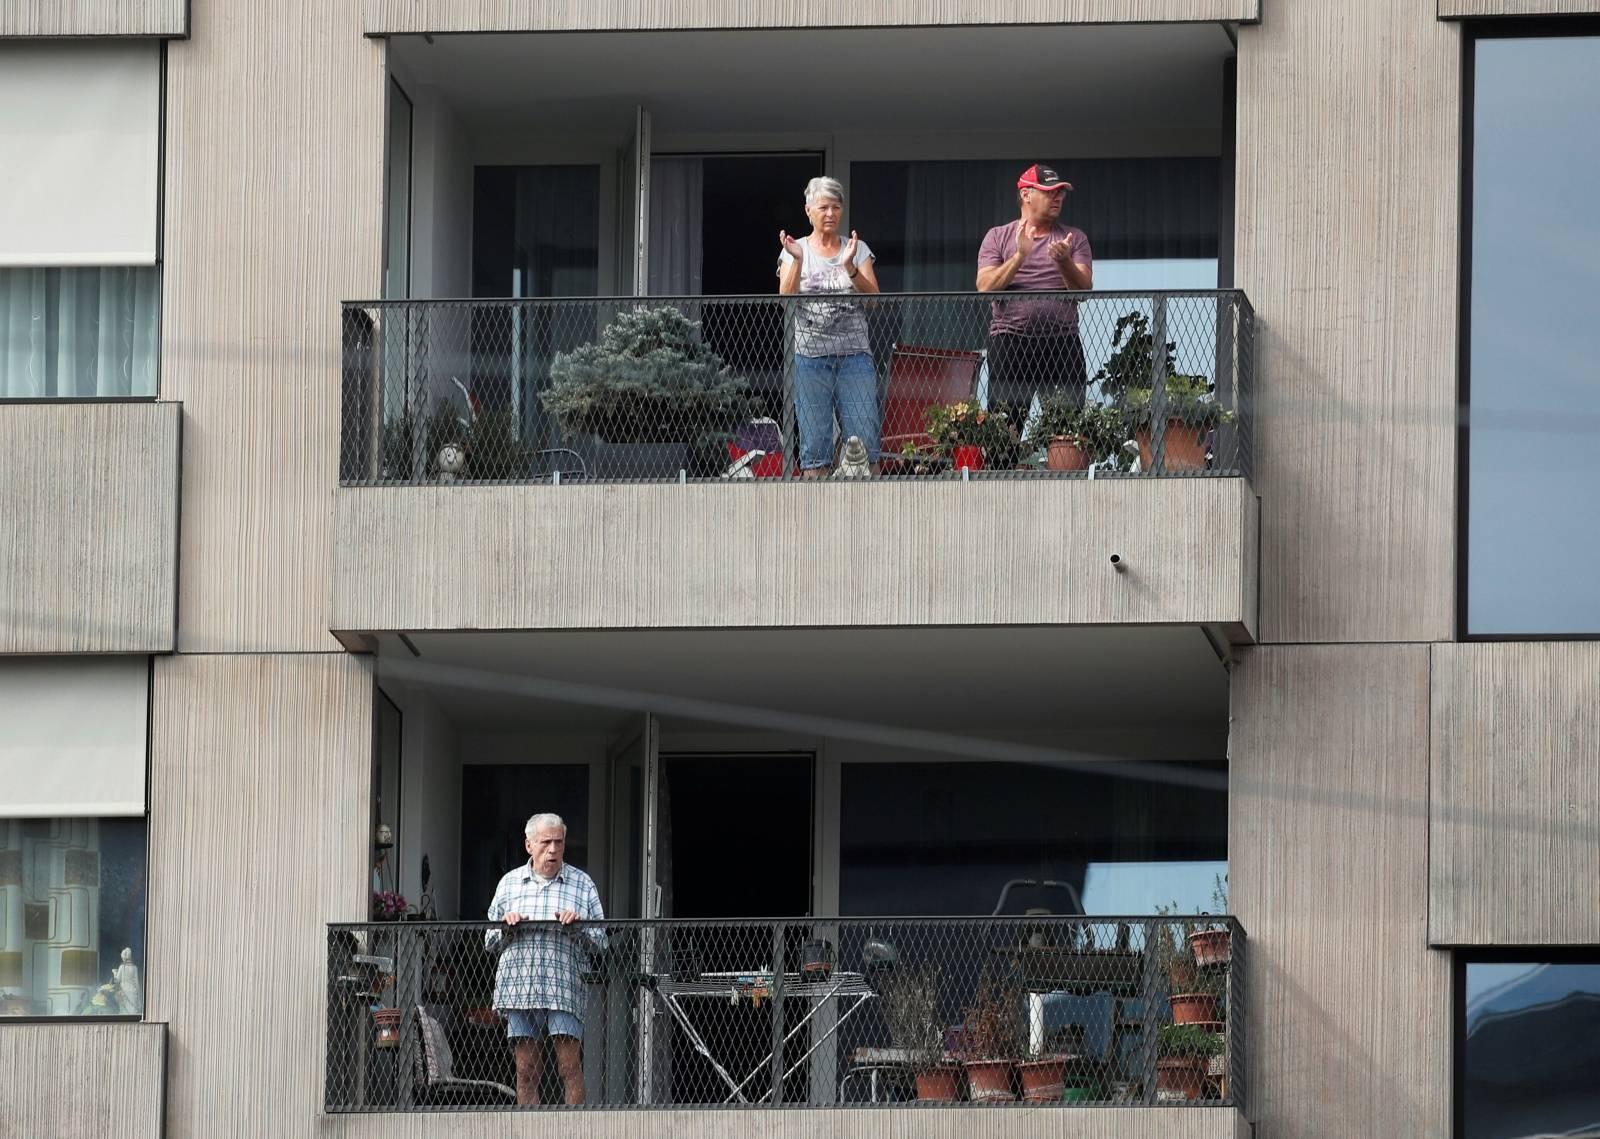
977, 219, 1093, 336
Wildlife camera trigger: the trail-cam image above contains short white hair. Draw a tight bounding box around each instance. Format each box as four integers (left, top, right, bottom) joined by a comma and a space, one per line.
525, 812, 566, 836
804, 176, 845, 207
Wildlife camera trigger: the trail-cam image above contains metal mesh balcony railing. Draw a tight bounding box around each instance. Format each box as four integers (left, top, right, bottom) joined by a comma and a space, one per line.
326, 915, 1244, 1112
339, 292, 1253, 485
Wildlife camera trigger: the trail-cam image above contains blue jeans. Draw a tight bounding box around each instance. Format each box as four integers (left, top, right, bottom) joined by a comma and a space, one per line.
794, 353, 880, 470
505, 1008, 584, 1041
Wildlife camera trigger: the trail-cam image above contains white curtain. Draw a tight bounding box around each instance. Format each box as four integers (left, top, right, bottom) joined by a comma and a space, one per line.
0, 268, 159, 397
647, 157, 704, 297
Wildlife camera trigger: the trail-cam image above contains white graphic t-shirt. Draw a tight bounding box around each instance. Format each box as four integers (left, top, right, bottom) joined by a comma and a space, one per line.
778, 238, 875, 358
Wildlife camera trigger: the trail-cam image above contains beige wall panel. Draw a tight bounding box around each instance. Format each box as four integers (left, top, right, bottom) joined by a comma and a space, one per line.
335, 1107, 1242, 1139
0, 1022, 165, 1137
364, 0, 1259, 35
0, 0, 184, 36
1230, 644, 1449, 1139
1236, 2, 1459, 642
0, 401, 179, 653
145, 653, 371, 1139
1441, 0, 1600, 15
332, 479, 1258, 637
161, 0, 384, 653
1429, 642, 1600, 944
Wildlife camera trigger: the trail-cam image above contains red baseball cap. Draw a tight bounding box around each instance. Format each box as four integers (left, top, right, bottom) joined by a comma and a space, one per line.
1017, 164, 1072, 192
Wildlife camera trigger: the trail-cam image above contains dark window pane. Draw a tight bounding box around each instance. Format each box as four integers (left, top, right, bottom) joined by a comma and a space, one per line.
458, 765, 590, 919
1467, 35, 1600, 635
0, 817, 146, 1017
839, 761, 1226, 917
851, 158, 1220, 293
1462, 960, 1600, 1138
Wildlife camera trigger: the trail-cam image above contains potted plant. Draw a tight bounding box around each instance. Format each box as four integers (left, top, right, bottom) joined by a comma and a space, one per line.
1016, 1052, 1069, 1103
1188, 874, 1232, 968
371, 890, 410, 921
1090, 310, 1236, 473
959, 969, 1024, 1102
923, 401, 1016, 472
1123, 373, 1234, 472
879, 964, 959, 1102
1022, 395, 1125, 471
1151, 902, 1226, 1026
1155, 1024, 1222, 1102
544, 305, 750, 477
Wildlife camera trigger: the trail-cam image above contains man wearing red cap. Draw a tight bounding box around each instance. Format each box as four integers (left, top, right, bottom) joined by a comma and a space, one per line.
976, 164, 1094, 447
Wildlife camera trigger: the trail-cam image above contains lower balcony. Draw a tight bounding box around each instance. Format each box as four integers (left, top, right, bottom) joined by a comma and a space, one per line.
326, 915, 1245, 1130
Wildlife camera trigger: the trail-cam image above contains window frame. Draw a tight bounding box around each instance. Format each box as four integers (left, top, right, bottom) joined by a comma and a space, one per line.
1452, 946, 1600, 1139
1457, 17, 1600, 642
0, 815, 151, 1024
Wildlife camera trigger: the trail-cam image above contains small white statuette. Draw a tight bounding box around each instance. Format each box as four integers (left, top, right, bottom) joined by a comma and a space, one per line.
112, 948, 142, 1015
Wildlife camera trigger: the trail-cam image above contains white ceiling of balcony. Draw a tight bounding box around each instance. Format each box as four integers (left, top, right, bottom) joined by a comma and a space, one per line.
376, 625, 1229, 737
389, 24, 1234, 135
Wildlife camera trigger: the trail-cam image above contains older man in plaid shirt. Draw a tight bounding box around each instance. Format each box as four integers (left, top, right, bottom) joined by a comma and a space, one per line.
486, 812, 606, 1105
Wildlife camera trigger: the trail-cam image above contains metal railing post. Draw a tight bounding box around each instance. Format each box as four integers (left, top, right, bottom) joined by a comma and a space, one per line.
394, 924, 419, 1110
1139, 920, 1163, 1104
1227, 920, 1247, 1113
1148, 294, 1170, 474
781, 300, 797, 479
770, 921, 787, 1104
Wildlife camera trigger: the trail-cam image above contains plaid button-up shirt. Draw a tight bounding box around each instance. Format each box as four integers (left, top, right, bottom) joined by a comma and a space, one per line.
485, 862, 606, 1017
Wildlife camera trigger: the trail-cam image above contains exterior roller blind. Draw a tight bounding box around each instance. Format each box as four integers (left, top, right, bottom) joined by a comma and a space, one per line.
0, 41, 160, 267
0, 658, 148, 816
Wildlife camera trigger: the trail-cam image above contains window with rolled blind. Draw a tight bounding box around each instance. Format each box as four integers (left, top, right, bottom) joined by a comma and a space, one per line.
0, 657, 149, 818
0, 42, 162, 398
0, 41, 161, 268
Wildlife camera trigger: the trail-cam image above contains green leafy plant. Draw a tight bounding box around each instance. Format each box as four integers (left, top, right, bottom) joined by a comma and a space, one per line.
1157, 1023, 1224, 1059
1093, 311, 1176, 402
1124, 373, 1235, 431
544, 306, 750, 445
1022, 395, 1126, 459
922, 401, 1017, 457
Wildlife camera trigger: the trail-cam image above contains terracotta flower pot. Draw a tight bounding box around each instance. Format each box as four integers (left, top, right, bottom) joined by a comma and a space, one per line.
1135, 420, 1209, 471
952, 444, 984, 472
372, 1007, 402, 1049
962, 1059, 1015, 1103
915, 1065, 962, 1102
1045, 436, 1090, 471
1016, 1056, 1067, 1102
1188, 929, 1231, 968
1156, 1056, 1208, 1102
1169, 992, 1220, 1025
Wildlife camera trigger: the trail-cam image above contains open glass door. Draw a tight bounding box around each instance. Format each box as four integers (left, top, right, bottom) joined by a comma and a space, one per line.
616, 106, 651, 297
603, 715, 659, 1102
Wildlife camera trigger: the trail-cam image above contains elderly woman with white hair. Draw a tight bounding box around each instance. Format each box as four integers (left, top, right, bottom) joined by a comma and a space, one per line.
778, 175, 881, 476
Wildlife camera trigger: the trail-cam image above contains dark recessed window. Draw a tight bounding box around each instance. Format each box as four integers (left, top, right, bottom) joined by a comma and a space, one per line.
1464, 29, 1600, 636
1459, 956, 1600, 1138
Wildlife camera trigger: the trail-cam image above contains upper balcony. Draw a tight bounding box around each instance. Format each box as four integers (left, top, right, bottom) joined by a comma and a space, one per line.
332, 290, 1256, 641
333, 21, 1257, 643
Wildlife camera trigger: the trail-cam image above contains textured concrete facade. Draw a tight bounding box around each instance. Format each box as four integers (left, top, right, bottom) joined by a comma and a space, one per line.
0, 402, 180, 653
6, 1, 1600, 1138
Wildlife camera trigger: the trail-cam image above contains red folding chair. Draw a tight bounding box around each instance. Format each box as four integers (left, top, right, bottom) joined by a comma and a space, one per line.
879, 344, 984, 470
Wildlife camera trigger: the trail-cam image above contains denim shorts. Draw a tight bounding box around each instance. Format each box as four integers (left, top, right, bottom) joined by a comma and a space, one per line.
505, 1008, 584, 1041
794, 352, 881, 469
